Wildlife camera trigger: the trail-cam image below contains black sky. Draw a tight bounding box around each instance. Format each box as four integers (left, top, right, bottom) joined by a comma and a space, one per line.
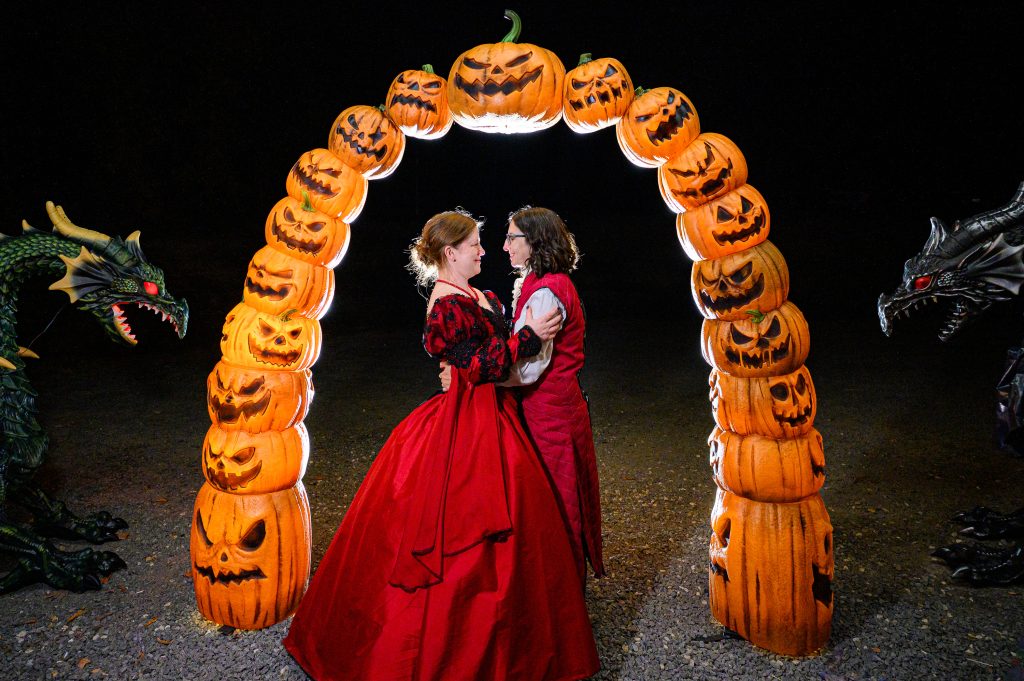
2, 3, 1022, 344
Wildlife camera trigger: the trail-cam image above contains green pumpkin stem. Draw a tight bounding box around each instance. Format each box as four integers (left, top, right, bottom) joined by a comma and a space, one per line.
634, 86, 648, 97
422, 64, 435, 74
578, 53, 593, 66
745, 310, 766, 324
301, 191, 314, 212
281, 309, 299, 322
501, 9, 522, 43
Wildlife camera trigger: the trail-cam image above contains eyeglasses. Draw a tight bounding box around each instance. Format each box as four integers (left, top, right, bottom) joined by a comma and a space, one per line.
503, 233, 527, 244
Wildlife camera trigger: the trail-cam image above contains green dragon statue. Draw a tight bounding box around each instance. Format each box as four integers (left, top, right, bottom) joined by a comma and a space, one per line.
0, 202, 188, 593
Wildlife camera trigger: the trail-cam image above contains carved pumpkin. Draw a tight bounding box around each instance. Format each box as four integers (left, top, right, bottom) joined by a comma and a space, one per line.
243, 245, 334, 320
562, 53, 633, 133
191, 482, 311, 630
701, 302, 810, 378
286, 148, 367, 222
616, 86, 700, 168
708, 426, 824, 502
710, 365, 816, 439
447, 10, 565, 134
691, 240, 789, 321
386, 64, 454, 140
677, 184, 770, 261
709, 489, 833, 656
264, 194, 350, 268
220, 303, 322, 371
328, 105, 406, 180
206, 360, 313, 434
659, 133, 749, 213
202, 423, 309, 494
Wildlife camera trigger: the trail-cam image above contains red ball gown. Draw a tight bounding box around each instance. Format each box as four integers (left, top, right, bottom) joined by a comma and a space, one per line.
284, 292, 599, 681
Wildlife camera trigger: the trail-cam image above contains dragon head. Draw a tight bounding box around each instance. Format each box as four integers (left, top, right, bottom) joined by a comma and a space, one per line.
43, 202, 188, 345
878, 183, 1024, 342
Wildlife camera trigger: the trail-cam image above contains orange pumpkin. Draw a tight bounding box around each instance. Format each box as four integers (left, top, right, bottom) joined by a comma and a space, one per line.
207, 360, 313, 434
264, 194, 350, 268
709, 365, 816, 439
616, 86, 700, 168
447, 10, 565, 134
691, 240, 789, 321
243, 245, 335, 320
677, 184, 770, 261
328, 105, 406, 179
286, 148, 367, 222
386, 64, 454, 140
202, 423, 309, 494
709, 489, 833, 656
220, 303, 322, 371
708, 426, 825, 502
562, 53, 633, 133
191, 482, 311, 630
701, 301, 810, 378
659, 133, 748, 213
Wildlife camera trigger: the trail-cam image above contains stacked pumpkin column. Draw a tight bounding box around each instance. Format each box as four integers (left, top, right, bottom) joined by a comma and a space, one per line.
613, 88, 835, 654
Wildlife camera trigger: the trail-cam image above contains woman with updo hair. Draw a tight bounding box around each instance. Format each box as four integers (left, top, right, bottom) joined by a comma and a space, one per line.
284, 209, 600, 681
501, 206, 604, 585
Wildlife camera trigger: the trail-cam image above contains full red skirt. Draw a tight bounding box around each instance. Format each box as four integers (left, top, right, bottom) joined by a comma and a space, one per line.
283, 375, 599, 680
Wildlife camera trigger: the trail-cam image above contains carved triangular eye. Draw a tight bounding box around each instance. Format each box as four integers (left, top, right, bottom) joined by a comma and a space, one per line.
423, 80, 442, 90
346, 114, 358, 129
258, 320, 275, 337
731, 326, 754, 344
603, 64, 618, 78
407, 81, 419, 91
397, 73, 406, 84
196, 511, 213, 547
506, 52, 532, 67
763, 317, 782, 339
740, 196, 754, 213
795, 374, 807, 394
571, 78, 591, 90
283, 206, 296, 222
728, 262, 753, 284
463, 57, 488, 70
240, 520, 266, 551
716, 206, 734, 223
703, 142, 715, 165
666, 91, 675, 105
770, 383, 790, 400
230, 447, 257, 465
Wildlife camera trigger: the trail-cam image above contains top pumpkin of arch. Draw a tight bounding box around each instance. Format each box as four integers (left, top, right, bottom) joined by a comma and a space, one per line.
563, 53, 634, 133
447, 10, 565, 134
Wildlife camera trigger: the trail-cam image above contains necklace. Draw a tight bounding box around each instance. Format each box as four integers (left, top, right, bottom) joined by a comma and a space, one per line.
436, 278, 477, 302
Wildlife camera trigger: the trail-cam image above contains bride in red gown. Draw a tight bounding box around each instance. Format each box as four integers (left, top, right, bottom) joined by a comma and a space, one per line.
283, 210, 600, 681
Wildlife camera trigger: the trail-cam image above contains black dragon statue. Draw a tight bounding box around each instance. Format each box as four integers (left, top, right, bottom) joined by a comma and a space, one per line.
878, 182, 1024, 586
0, 202, 187, 593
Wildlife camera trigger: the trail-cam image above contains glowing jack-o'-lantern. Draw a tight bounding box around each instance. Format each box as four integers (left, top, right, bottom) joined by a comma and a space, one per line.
328, 105, 406, 180
616, 86, 700, 168
709, 489, 833, 656
447, 10, 566, 134
191, 482, 311, 630
243, 245, 335, 320
678, 184, 770, 261
562, 53, 633, 133
701, 301, 810, 378
691, 240, 789, 321
202, 423, 309, 494
220, 303, 322, 371
286, 149, 367, 222
710, 366, 816, 439
708, 426, 825, 502
206, 360, 313, 434
264, 194, 350, 268
659, 133, 749, 213
386, 64, 454, 140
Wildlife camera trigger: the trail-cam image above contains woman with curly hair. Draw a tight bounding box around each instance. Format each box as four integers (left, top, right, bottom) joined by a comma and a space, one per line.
284, 208, 599, 680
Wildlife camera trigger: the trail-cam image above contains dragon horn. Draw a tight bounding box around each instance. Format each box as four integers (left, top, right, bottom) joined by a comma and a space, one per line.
922, 216, 952, 254
45, 201, 112, 252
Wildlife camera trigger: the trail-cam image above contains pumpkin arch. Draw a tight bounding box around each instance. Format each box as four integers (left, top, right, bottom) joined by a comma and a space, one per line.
191, 8, 832, 655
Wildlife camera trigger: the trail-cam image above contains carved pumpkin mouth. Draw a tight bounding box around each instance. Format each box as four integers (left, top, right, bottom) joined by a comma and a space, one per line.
210, 391, 272, 424
776, 405, 812, 426
723, 336, 791, 369
390, 93, 437, 112
110, 301, 182, 346
271, 217, 327, 255
699, 275, 765, 312
206, 460, 264, 491
336, 127, 388, 161
291, 163, 343, 198
244, 277, 291, 301
247, 336, 302, 367
454, 67, 543, 101
714, 213, 766, 246
647, 98, 695, 145
812, 563, 833, 606
194, 562, 266, 585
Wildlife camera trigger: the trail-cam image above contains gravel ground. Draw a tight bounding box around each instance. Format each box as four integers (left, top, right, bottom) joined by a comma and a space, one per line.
1, 283, 1023, 680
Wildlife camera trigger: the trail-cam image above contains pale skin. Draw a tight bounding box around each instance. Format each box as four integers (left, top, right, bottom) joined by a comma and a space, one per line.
435, 225, 560, 391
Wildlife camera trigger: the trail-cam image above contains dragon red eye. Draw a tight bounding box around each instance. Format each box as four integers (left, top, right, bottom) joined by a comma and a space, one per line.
143, 281, 159, 295
913, 276, 932, 290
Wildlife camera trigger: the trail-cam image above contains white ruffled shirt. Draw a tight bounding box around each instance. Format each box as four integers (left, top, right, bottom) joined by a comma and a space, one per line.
500, 287, 566, 387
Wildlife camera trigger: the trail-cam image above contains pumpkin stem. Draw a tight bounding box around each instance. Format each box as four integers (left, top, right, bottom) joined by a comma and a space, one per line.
745, 309, 766, 324
577, 53, 593, 66
422, 64, 436, 74
301, 191, 314, 213
634, 86, 648, 97
378, 103, 388, 113
281, 309, 299, 322
501, 9, 522, 43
